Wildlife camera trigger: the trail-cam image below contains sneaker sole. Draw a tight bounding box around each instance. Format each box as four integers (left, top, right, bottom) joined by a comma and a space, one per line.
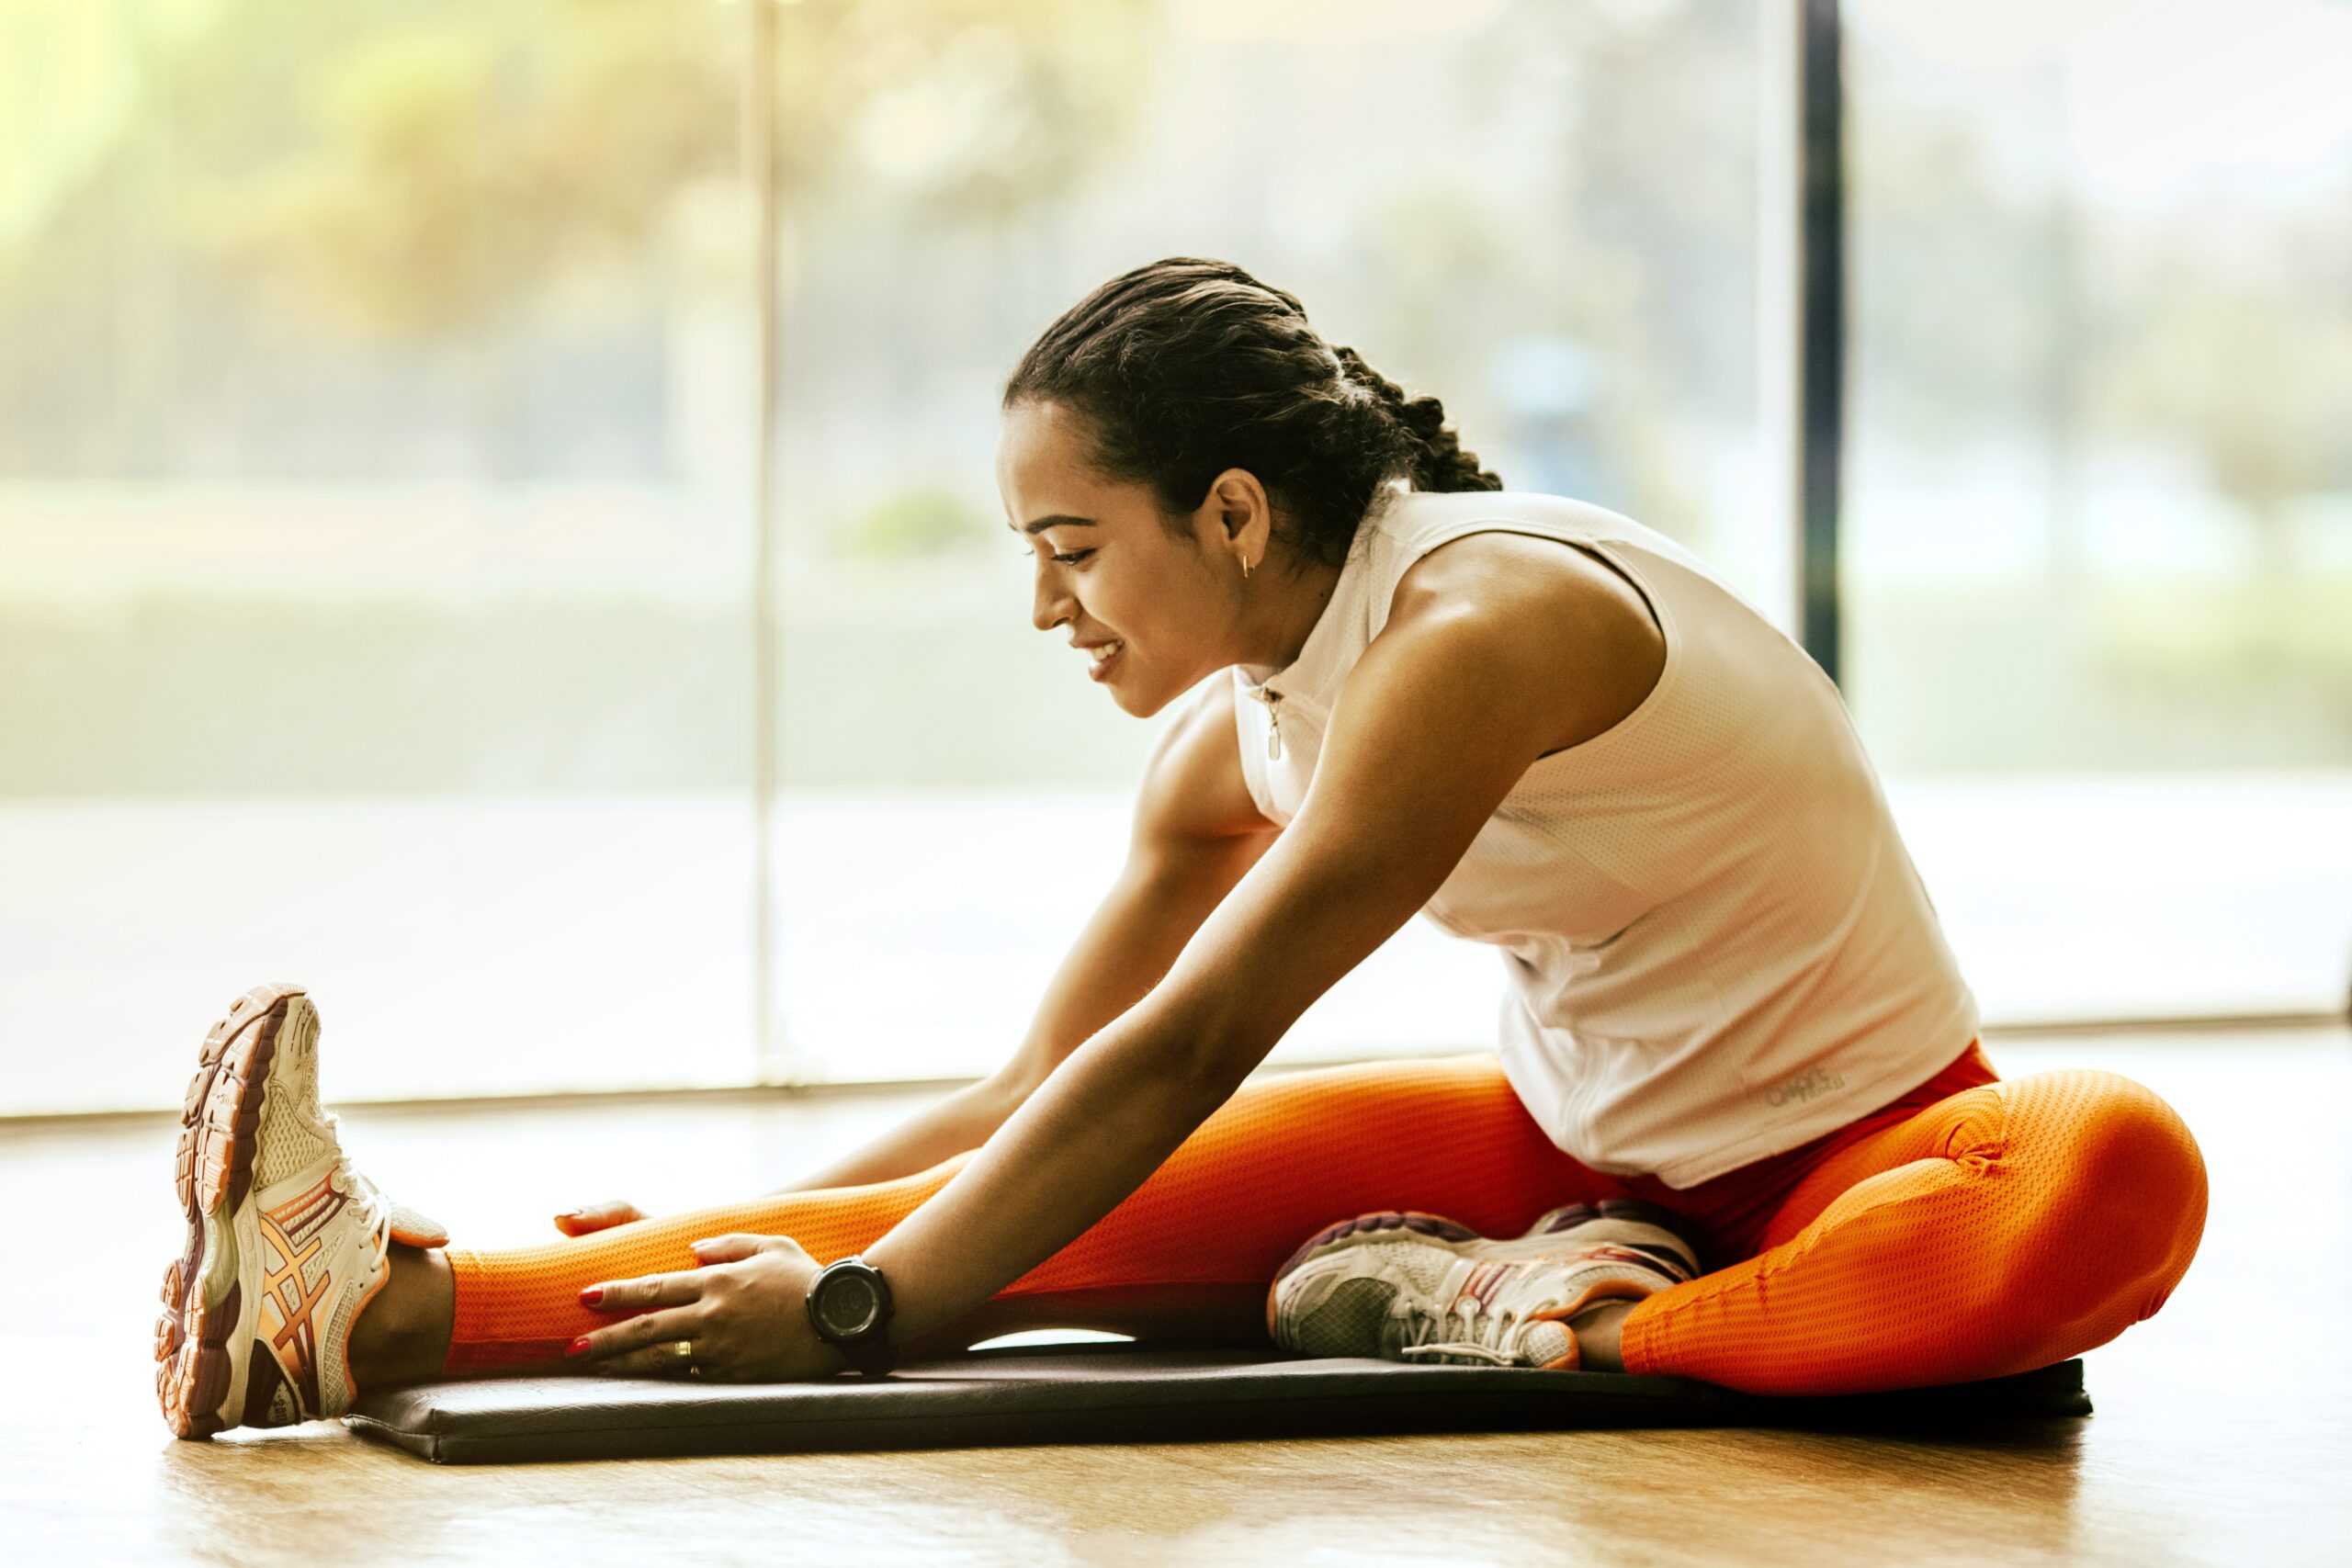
155, 983, 305, 1440
1266, 1208, 1701, 1344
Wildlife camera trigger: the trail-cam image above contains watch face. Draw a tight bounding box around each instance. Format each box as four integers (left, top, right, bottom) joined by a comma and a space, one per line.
816, 1271, 882, 1338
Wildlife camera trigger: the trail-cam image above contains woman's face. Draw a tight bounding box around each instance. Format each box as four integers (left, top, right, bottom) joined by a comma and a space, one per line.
997, 399, 1264, 717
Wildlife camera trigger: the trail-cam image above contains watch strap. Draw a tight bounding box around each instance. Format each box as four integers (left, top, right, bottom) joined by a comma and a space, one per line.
837, 1326, 899, 1379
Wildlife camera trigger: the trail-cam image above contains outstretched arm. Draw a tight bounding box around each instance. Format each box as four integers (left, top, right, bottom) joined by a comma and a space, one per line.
861, 601, 1564, 1349
570, 534, 1661, 1378
571, 600, 1567, 1377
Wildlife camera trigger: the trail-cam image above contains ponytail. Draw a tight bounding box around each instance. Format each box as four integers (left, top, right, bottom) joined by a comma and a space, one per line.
1330, 344, 1503, 495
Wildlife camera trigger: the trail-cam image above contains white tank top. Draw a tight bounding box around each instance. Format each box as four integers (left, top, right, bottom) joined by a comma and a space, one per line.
1230, 485, 1980, 1189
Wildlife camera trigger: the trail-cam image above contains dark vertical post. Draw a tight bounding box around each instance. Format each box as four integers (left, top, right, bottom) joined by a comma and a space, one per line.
1798, 0, 1846, 684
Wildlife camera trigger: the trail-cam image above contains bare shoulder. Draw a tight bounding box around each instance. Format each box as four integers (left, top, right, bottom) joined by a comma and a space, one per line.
1385, 531, 1667, 758
1134, 678, 1278, 847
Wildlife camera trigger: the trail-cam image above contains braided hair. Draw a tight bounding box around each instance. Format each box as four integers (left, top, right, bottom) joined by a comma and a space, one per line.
1002, 257, 1501, 572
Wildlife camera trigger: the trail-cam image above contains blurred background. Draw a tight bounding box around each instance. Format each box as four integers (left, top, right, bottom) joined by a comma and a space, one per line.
3, 0, 2347, 1114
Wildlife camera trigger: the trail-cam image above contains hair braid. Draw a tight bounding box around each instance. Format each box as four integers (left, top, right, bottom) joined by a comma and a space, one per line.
1330, 345, 1503, 494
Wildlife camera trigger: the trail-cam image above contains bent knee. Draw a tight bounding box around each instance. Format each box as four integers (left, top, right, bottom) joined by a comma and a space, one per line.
2006, 1070, 2209, 1313
2053, 1071, 2207, 1219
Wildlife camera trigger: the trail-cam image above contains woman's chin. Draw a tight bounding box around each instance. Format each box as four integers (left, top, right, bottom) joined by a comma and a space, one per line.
1107, 674, 1182, 719
1092, 665, 1139, 714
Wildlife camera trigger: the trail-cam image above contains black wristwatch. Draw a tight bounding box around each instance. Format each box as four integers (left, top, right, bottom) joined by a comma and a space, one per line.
805, 1254, 899, 1378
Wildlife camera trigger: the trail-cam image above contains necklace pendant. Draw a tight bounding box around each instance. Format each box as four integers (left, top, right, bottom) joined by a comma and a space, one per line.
1261, 689, 1284, 761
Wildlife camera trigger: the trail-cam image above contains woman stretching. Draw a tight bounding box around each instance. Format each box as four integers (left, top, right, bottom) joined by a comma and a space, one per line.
156, 257, 2207, 1438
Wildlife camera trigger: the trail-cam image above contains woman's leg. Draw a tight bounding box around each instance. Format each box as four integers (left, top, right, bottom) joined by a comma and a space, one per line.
415, 1053, 1626, 1377
1617, 1068, 2210, 1394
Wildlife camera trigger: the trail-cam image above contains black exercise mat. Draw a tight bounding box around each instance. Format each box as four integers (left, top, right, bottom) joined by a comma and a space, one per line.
346, 1345, 2091, 1463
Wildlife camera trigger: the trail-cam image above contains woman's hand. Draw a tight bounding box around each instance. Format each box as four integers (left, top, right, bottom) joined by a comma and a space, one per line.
553, 1199, 647, 1237
567, 1234, 849, 1382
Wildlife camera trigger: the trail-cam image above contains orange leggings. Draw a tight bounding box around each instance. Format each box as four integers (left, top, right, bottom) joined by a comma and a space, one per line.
443, 1038, 2209, 1395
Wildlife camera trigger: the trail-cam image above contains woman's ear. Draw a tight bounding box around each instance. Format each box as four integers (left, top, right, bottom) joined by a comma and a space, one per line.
1204, 468, 1271, 565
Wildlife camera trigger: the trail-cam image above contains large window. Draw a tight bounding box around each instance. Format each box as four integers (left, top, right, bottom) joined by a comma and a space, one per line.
1, 1, 759, 1110
1, 0, 1770, 1111
760, 0, 1768, 1083
11, 1, 2345, 1117
1846, 0, 2352, 1021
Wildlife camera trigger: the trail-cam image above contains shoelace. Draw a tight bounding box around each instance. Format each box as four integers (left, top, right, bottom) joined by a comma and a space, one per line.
1394, 1292, 1558, 1367
318, 1111, 390, 1240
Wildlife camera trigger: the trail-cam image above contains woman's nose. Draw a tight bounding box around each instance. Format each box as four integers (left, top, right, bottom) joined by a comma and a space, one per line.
1033, 572, 1072, 633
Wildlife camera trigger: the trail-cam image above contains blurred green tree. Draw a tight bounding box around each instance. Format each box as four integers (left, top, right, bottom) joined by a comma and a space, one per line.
196, 0, 1153, 337
0, 0, 1151, 343
838, 484, 992, 559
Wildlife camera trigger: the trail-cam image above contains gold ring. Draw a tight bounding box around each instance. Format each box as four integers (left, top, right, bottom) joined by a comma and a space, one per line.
672, 1339, 698, 1377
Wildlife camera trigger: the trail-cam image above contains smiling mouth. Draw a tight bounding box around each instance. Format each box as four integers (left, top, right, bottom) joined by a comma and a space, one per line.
1083, 640, 1124, 678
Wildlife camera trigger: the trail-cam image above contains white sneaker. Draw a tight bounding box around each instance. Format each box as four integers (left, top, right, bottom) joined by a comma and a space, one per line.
154, 983, 444, 1438
1513, 1197, 1711, 1275
1267, 1206, 1702, 1371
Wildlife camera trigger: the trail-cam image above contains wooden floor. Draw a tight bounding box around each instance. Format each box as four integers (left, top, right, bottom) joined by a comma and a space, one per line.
8, 1025, 2346, 1565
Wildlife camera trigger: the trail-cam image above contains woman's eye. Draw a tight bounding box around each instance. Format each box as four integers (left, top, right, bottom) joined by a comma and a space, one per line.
1050, 550, 1092, 567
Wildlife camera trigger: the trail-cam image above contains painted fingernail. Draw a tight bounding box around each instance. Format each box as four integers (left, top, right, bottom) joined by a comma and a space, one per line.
565, 1337, 592, 1358
579, 1286, 603, 1305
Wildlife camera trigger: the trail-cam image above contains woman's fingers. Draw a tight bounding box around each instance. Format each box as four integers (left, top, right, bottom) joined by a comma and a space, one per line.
553, 1199, 645, 1236
687, 1233, 792, 1266
589, 1340, 707, 1379
568, 1247, 839, 1383
579, 1269, 704, 1314
567, 1303, 698, 1364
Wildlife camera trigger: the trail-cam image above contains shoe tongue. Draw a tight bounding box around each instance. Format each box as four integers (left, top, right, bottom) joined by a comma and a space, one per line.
1513, 1319, 1577, 1369
388, 1201, 448, 1249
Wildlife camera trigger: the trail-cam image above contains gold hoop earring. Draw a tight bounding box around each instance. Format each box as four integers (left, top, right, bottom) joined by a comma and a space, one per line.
1241, 556, 1254, 581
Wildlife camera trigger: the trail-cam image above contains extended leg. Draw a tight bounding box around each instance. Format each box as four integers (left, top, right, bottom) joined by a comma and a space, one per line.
422, 1053, 1623, 1377
1618, 1069, 2209, 1394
